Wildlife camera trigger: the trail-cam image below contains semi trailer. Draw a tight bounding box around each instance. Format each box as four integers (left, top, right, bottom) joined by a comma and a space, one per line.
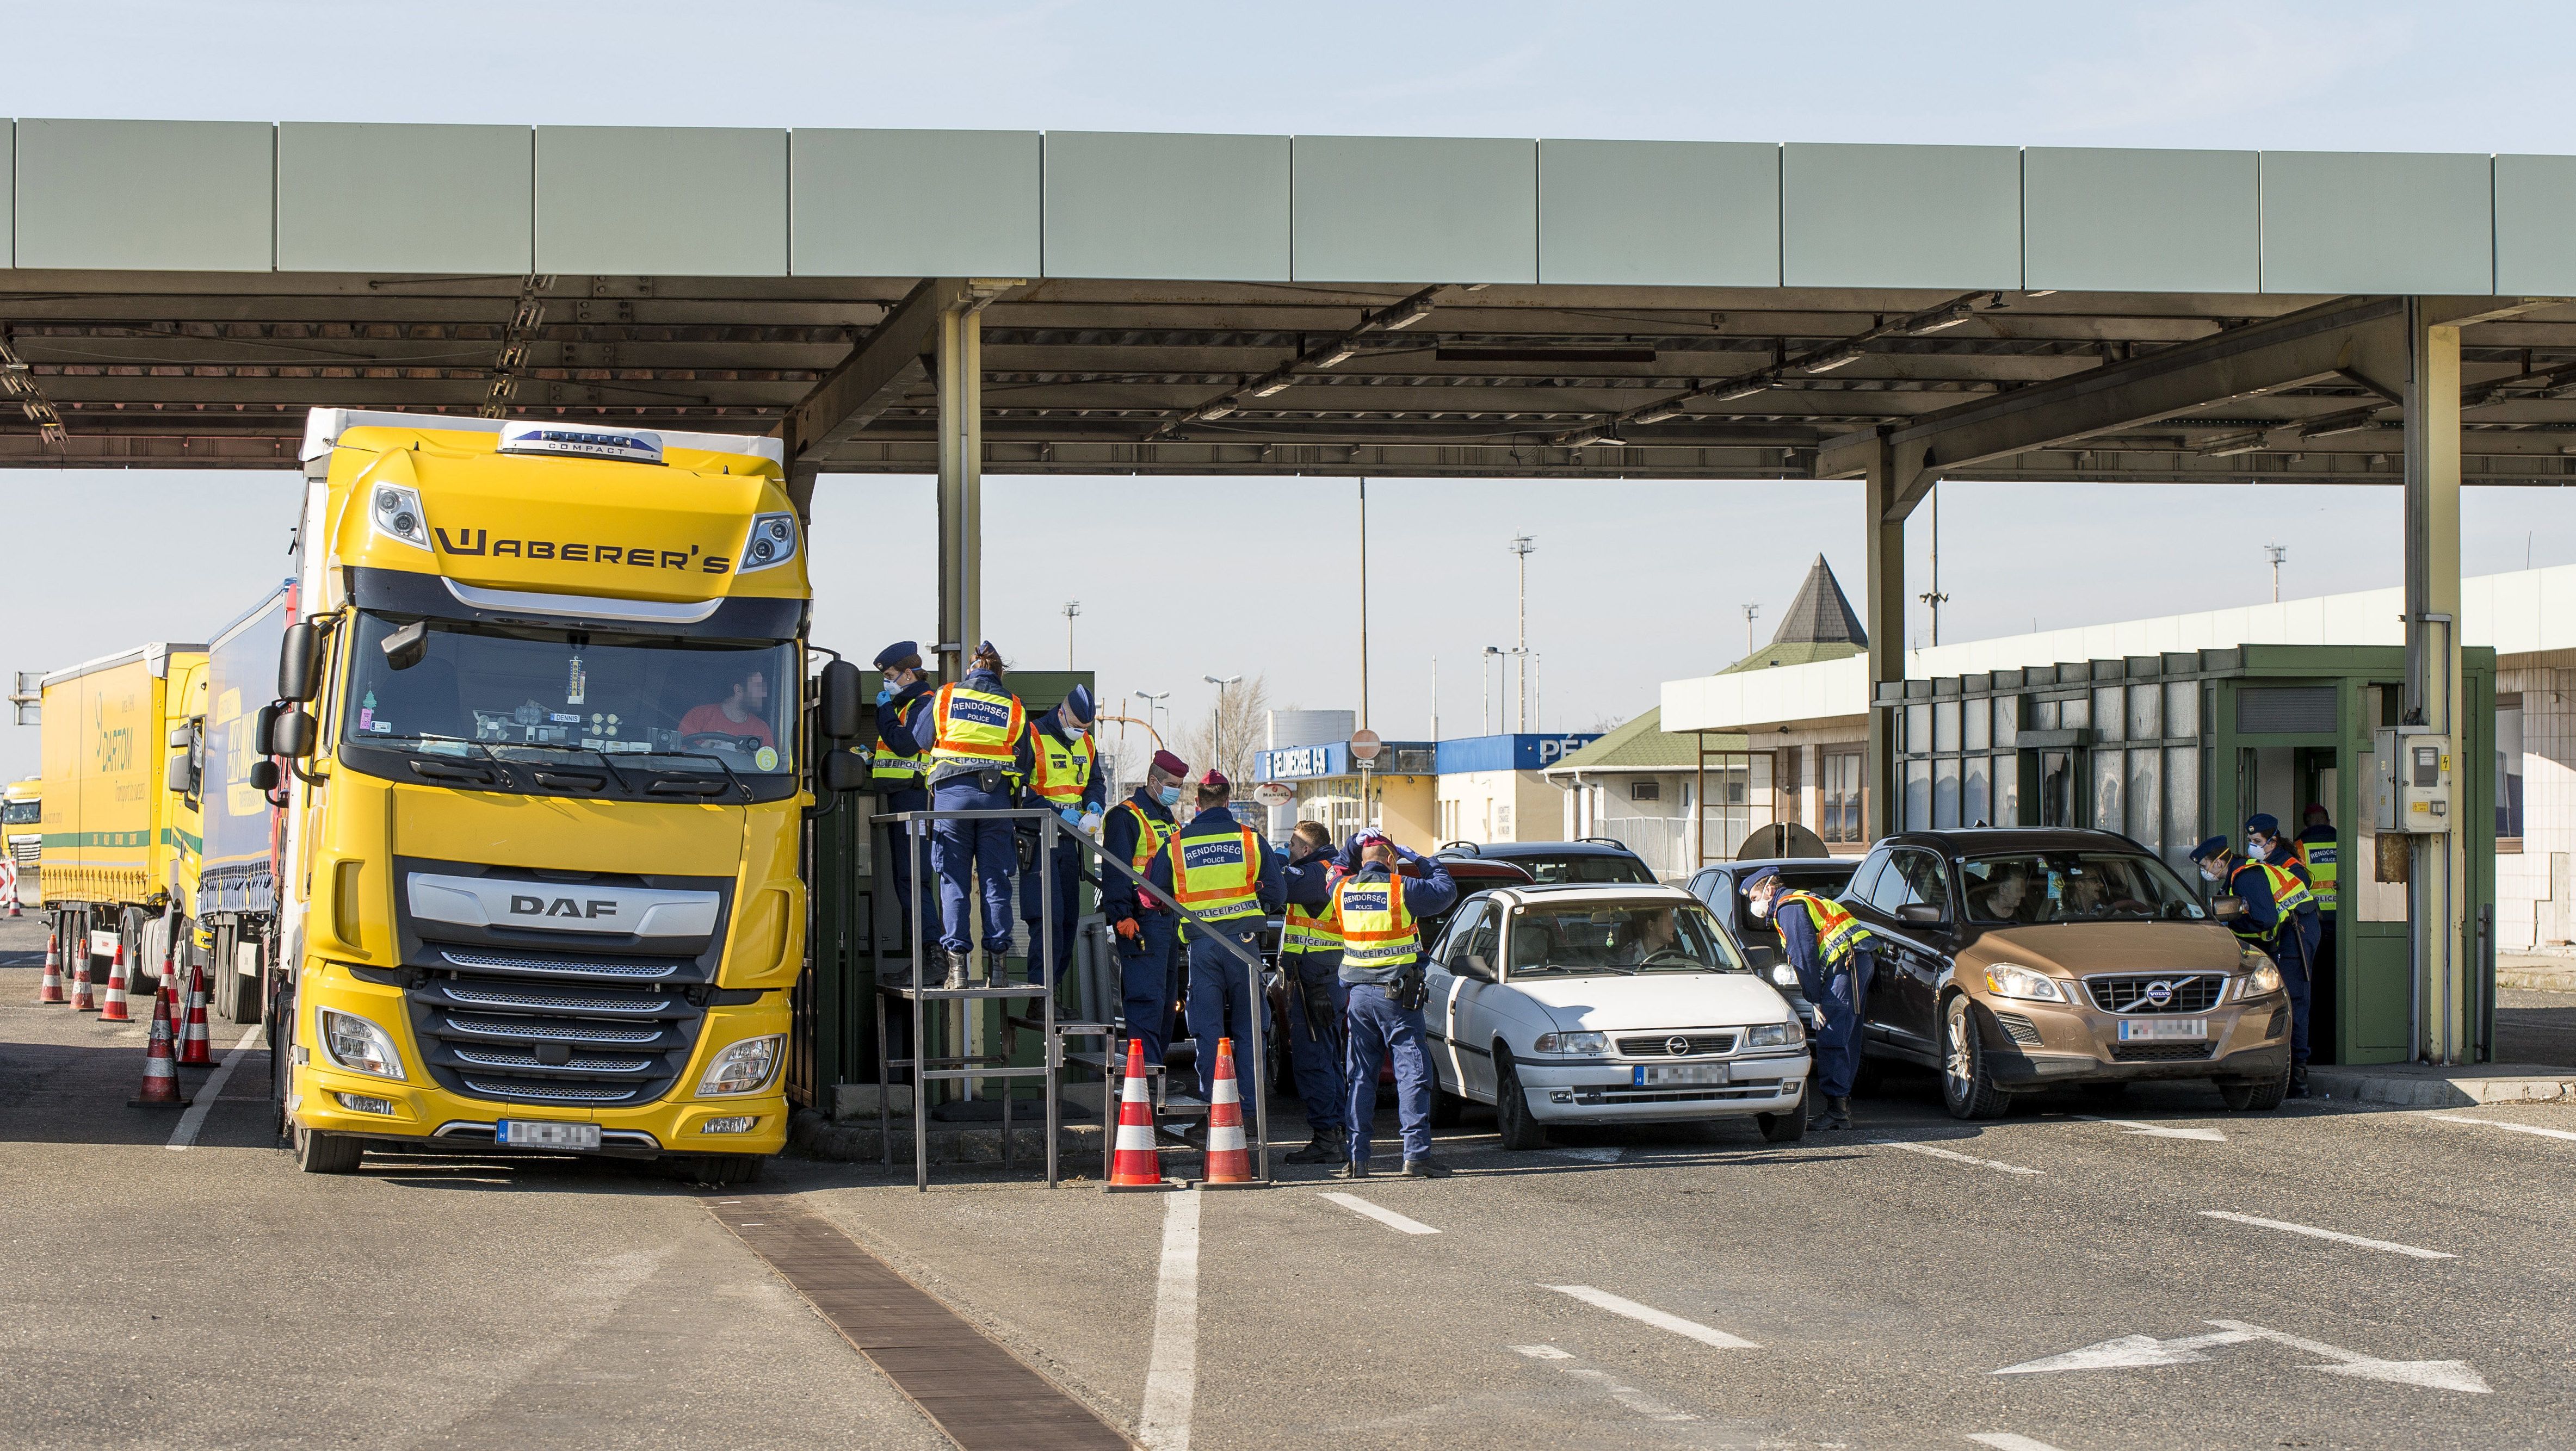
38, 642, 208, 994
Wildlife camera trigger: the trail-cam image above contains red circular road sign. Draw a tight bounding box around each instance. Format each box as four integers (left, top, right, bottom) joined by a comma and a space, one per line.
1348, 728, 1382, 762
1250, 782, 1296, 808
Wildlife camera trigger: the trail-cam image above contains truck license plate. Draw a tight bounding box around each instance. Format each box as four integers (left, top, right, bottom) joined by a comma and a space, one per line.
2116, 1019, 2207, 1041
1634, 1063, 1728, 1086
497, 1120, 600, 1151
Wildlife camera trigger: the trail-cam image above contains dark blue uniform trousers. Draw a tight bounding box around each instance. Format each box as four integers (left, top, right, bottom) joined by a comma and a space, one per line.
1283, 950, 1348, 1132
2271, 910, 2321, 1064
881, 787, 931, 959
1020, 829, 1082, 985
929, 778, 1017, 957
1116, 911, 1179, 1067
1184, 925, 1264, 1102
1344, 983, 1432, 1165
1813, 951, 1875, 1100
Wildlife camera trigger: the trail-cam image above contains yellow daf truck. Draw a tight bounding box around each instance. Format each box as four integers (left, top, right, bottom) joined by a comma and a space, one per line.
3, 777, 40, 909
266, 410, 862, 1179
38, 644, 208, 990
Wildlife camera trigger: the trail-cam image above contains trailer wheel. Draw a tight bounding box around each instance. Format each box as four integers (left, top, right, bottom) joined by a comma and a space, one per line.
293, 1123, 363, 1174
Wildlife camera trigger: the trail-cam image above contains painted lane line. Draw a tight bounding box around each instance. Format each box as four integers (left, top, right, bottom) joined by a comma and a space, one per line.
2074, 1114, 2227, 1142
2199, 1211, 2454, 1260
1873, 1138, 2043, 1176
166, 1025, 263, 1151
1511, 1344, 1574, 1360
1967, 1436, 2071, 1451
1138, 1189, 1201, 1451
2429, 1113, 2576, 1143
1511, 1345, 1696, 1422
1318, 1192, 1441, 1236
1541, 1284, 1758, 1349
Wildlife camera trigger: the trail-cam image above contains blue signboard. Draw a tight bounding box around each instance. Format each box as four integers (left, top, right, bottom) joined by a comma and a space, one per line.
1432, 733, 1603, 775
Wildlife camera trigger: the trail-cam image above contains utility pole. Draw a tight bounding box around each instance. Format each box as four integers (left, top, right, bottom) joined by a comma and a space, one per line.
1482, 645, 1500, 735
1918, 483, 1950, 646
1743, 603, 1760, 659
1430, 656, 1438, 742
1357, 479, 1371, 733
2264, 543, 2287, 603
1203, 674, 1242, 780
1510, 534, 1535, 731
1061, 600, 1080, 667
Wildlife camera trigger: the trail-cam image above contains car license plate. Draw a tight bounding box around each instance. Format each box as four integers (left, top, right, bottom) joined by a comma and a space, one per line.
2115, 1019, 2207, 1042
497, 1119, 600, 1151
1634, 1063, 1728, 1086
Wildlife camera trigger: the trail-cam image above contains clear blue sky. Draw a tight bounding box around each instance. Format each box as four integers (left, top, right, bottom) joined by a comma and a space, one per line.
7, 0, 2576, 778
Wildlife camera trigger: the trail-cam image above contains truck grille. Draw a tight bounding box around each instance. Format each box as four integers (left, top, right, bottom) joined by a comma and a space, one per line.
460, 1078, 643, 1103
1614, 1032, 1739, 1058
7, 841, 36, 867
2085, 973, 2223, 1015
407, 970, 701, 1108
438, 948, 684, 982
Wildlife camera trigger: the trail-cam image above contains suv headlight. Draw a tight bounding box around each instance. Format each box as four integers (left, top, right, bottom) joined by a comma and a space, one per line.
699, 1035, 783, 1096
317, 1008, 406, 1081
1984, 964, 2067, 1003
1745, 1021, 1803, 1048
1533, 1030, 1608, 1056
2242, 962, 2284, 997
369, 482, 431, 551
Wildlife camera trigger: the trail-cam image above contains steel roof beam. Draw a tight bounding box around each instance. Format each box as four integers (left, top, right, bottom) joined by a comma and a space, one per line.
771, 277, 1020, 509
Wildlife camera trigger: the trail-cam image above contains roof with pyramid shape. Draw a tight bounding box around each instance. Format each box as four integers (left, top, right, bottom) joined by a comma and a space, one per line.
1722, 555, 1868, 674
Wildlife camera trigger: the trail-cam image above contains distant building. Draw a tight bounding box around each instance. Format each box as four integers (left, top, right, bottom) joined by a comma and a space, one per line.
1254, 735, 1438, 849
1541, 709, 1713, 880
1432, 733, 1601, 847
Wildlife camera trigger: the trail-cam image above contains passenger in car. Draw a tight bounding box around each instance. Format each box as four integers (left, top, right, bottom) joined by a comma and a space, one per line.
1970, 863, 2040, 923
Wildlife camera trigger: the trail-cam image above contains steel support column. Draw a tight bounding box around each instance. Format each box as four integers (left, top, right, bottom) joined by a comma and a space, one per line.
1860, 438, 1912, 840
935, 301, 986, 682
2401, 301, 2470, 1064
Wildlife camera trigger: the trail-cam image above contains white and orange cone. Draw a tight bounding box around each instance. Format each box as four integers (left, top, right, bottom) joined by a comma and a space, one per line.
70, 945, 97, 1012
98, 940, 132, 1024
178, 964, 213, 1066
1201, 1037, 1257, 1188
128, 989, 191, 1108
1105, 1038, 1170, 1192
36, 929, 65, 1004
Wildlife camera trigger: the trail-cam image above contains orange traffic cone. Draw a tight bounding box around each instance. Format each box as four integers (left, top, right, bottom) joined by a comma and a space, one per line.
178, 964, 213, 1066
128, 990, 191, 1108
36, 929, 64, 1004
1201, 1038, 1257, 1188
70, 942, 98, 1013
98, 939, 132, 1023
1105, 1038, 1170, 1192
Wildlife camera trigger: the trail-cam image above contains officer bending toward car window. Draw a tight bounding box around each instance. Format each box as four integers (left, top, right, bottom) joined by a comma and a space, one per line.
2192, 833, 2320, 1097
1277, 821, 1350, 1165
1744, 866, 1875, 1131
1326, 830, 1457, 1179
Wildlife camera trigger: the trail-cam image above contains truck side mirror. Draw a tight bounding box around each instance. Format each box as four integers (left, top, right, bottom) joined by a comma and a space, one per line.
819, 746, 869, 794
167, 752, 197, 793
279, 623, 322, 703
817, 660, 865, 741
272, 707, 318, 759
249, 760, 280, 792
380, 619, 428, 671
252, 703, 282, 756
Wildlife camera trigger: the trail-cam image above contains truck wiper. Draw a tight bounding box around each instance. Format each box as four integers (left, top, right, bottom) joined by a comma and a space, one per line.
492, 741, 637, 796
645, 752, 751, 803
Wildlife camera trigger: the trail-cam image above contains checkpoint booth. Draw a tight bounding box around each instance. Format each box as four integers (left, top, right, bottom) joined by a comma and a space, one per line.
1876, 644, 2499, 1067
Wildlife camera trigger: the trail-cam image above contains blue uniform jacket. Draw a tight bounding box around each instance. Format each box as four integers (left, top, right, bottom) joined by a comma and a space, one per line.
874, 679, 935, 812
1146, 805, 1288, 923
1021, 708, 1108, 817
1282, 848, 1339, 911
1100, 789, 1179, 925
889, 668, 1035, 783
2228, 859, 2319, 940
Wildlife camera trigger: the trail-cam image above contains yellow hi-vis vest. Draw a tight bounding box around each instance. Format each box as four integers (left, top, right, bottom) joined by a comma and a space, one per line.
1170, 825, 1264, 923
1330, 874, 1418, 972
1283, 867, 1346, 954
2228, 861, 2316, 942
872, 696, 926, 787
1777, 890, 1873, 969
1113, 800, 1175, 875
926, 683, 1025, 771
2296, 827, 2339, 912
1028, 727, 1096, 805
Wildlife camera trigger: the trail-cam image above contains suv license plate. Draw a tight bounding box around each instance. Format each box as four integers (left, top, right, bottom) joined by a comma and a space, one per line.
2116, 1019, 2207, 1042
497, 1120, 600, 1151
1634, 1063, 1728, 1086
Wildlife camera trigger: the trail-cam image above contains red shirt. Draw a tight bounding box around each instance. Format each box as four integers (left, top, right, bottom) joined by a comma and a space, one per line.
677, 703, 776, 749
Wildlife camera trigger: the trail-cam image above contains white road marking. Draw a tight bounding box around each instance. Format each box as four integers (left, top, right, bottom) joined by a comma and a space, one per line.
165, 1026, 263, 1151
2074, 1114, 2227, 1142
1542, 1284, 1758, 1349
1968, 1436, 2071, 1451
1873, 1138, 2043, 1176
1138, 1189, 1201, 1451
1511, 1344, 1696, 1421
1996, 1319, 2487, 1393
1319, 1192, 1441, 1236
1511, 1344, 1574, 1360
2429, 1113, 2576, 1143
2199, 1211, 2454, 1260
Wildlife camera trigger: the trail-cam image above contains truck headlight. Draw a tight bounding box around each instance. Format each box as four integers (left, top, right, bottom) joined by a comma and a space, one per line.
1984, 964, 2067, 1003
1532, 1030, 1608, 1056
1745, 1021, 1802, 1048
2242, 963, 2284, 997
699, 1035, 783, 1096
317, 1008, 406, 1081
370, 482, 431, 551
736, 512, 799, 573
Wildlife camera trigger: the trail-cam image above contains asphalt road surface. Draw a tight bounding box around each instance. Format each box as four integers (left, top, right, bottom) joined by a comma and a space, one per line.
5, 908, 2572, 1450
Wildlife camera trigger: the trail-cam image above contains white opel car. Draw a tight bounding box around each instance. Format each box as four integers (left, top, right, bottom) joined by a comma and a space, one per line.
1423, 883, 1812, 1148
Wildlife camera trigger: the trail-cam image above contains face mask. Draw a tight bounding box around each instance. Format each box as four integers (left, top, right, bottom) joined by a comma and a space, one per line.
2200, 865, 2222, 883
2245, 838, 2266, 860
1157, 785, 1182, 808
1747, 896, 1771, 919
1064, 722, 1086, 738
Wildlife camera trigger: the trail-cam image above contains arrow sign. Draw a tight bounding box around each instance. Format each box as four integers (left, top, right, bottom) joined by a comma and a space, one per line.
2074, 1114, 2227, 1142
1996, 1320, 2487, 1394
2206, 1320, 2491, 1394
1994, 1329, 2256, 1374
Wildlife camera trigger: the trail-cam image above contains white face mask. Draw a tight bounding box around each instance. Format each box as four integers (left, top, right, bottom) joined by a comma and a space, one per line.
1747, 895, 1772, 919
2200, 864, 2222, 883
1064, 721, 1086, 738
2245, 838, 2267, 860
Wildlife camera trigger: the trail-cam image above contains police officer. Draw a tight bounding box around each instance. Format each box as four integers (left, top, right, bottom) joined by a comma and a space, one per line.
871, 642, 935, 986
2291, 803, 2340, 1046
1019, 685, 1104, 987
1277, 820, 1350, 1165
2192, 833, 2320, 1097
1103, 749, 1190, 1066
889, 641, 1033, 990
1328, 830, 1456, 1179
1744, 866, 1874, 1130
1146, 770, 1282, 1105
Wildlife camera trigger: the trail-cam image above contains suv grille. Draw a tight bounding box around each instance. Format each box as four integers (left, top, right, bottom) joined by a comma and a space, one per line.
2085, 973, 2223, 1015
1614, 1032, 1739, 1058
2110, 1041, 2215, 1062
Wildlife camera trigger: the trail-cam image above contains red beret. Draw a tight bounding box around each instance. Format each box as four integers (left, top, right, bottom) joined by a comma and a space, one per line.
1151, 749, 1189, 778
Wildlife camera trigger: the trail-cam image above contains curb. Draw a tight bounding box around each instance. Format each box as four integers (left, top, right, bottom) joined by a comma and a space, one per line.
788, 1107, 1102, 1167
2307, 1067, 2576, 1108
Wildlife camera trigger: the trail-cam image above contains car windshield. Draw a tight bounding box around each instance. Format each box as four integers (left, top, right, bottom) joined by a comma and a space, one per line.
1511, 854, 1656, 885
1506, 901, 1746, 977
341, 613, 796, 778
1959, 851, 2208, 924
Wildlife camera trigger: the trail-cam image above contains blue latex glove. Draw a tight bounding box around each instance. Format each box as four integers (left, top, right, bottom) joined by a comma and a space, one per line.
1058, 806, 1084, 828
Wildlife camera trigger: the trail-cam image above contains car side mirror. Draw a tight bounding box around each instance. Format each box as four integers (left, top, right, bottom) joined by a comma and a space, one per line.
1897, 902, 1947, 926
817, 660, 864, 741
278, 622, 322, 702
819, 746, 869, 794
1458, 953, 1494, 981
271, 706, 318, 759
249, 760, 280, 792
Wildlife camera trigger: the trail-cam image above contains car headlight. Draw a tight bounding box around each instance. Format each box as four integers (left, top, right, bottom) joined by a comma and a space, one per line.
1984, 963, 2067, 1003
1769, 963, 1798, 988
369, 482, 431, 551
317, 1008, 406, 1081
1532, 1030, 1608, 1056
698, 1035, 783, 1095
2242, 962, 2284, 997
1745, 1021, 1803, 1048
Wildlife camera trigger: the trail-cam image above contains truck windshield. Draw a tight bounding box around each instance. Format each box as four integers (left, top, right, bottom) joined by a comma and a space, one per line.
1959, 852, 2208, 924
341, 613, 795, 785
1506, 901, 1746, 977
2, 801, 37, 826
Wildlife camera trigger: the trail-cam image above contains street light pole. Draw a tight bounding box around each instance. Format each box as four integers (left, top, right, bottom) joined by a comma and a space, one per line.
1510, 535, 1535, 732
1203, 673, 1243, 780
2264, 543, 2287, 603
1917, 484, 1950, 646
1133, 689, 1168, 753
1062, 600, 1081, 667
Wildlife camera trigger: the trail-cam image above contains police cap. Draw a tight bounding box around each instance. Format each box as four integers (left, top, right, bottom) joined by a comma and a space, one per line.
1741, 866, 1781, 894
2245, 812, 2281, 837
2189, 835, 2230, 863
873, 640, 921, 671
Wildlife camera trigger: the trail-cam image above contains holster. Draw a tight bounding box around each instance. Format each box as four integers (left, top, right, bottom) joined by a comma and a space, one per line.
1393, 964, 1429, 1012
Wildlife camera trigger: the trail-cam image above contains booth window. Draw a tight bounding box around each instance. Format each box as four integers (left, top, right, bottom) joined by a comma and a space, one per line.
2498, 695, 2524, 851
1820, 749, 1865, 844
1630, 780, 1660, 802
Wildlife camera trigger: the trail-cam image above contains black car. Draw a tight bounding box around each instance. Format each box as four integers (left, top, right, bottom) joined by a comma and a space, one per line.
1684, 856, 1862, 1016
1436, 838, 1657, 886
